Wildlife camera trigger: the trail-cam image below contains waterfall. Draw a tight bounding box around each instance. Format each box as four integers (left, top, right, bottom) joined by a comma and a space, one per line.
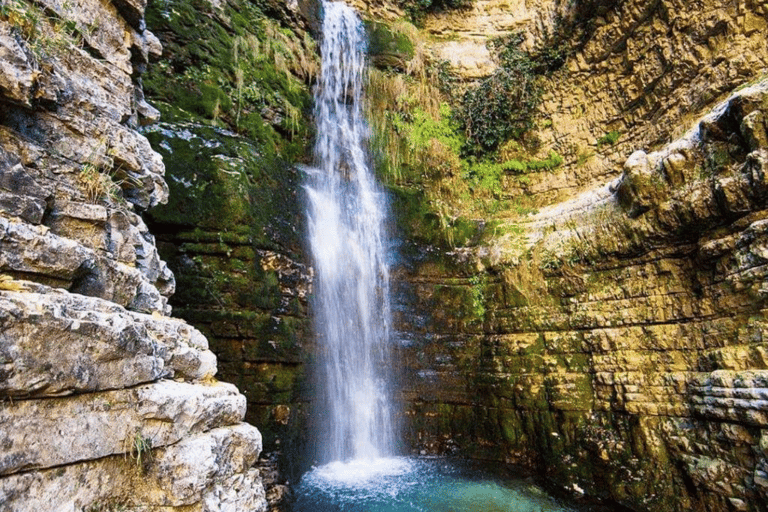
305, 1, 395, 462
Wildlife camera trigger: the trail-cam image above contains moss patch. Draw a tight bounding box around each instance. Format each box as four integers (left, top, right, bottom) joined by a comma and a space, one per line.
144, 0, 315, 161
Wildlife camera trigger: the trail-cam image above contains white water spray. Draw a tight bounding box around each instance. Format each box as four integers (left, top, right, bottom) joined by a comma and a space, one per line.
305, 0, 394, 462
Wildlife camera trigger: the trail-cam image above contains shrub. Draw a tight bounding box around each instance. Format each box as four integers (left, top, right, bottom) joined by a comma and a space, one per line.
458, 33, 540, 154
400, 0, 473, 26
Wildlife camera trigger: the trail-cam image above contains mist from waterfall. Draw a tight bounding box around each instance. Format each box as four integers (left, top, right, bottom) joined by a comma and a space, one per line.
304, 0, 395, 463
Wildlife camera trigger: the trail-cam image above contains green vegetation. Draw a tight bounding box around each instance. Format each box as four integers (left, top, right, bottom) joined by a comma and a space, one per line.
0, 0, 94, 61
399, 0, 473, 26
459, 33, 540, 154
143, 0, 316, 161
367, 21, 415, 70
128, 431, 152, 472
468, 275, 486, 319
596, 130, 621, 148
365, 23, 564, 247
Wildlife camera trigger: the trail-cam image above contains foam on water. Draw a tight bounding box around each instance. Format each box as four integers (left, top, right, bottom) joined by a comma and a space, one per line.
311, 457, 414, 486
292, 457, 579, 512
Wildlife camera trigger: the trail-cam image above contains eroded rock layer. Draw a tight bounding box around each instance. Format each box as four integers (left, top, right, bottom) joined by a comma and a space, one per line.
397, 76, 768, 512
0, 0, 265, 510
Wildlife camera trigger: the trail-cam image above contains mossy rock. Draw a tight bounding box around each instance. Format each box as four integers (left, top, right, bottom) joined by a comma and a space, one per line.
366, 21, 414, 70
389, 186, 483, 249
144, 123, 304, 252
144, 0, 314, 161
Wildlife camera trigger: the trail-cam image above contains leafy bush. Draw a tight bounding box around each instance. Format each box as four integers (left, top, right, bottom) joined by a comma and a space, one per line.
400, 0, 473, 25
458, 33, 540, 154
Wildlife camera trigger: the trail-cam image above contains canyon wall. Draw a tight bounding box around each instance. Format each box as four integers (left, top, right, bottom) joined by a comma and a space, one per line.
7, 0, 764, 511
137, 0, 318, 475
391, 1, 768, 511
0, 0, 266, 509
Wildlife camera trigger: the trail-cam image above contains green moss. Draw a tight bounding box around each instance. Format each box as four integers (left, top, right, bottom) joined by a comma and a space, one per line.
144, 123, 304, 254
367, 21, 415, 69
144, 0, 314, 161
468, 275, 486, 319
389, 186, 482, 247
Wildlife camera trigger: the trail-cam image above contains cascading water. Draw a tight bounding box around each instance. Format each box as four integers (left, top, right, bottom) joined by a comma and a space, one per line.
305, 0, 394, 463
293, 3, 604, 510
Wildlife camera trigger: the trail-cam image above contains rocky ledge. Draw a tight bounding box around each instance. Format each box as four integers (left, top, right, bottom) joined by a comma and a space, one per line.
0, 0, 266, 510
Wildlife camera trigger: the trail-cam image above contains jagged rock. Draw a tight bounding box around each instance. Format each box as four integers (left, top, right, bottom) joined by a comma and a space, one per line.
616, 150, 667, 217
0, 25, 38, 106
147, 424, 262, 507
0, 0, 264, 510
0, 284, 214, 398
0, 424, 266, 511
0, 215, 169, 313
35, 0, 134, 75
111, 0, 148, 31
0, 379, 245, 475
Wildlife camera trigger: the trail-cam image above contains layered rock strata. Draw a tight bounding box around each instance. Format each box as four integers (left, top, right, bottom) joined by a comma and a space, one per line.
398, 80, 768, 511
0, 0, 265, 510
423, 0, 768, 203
139, 0, 317, 470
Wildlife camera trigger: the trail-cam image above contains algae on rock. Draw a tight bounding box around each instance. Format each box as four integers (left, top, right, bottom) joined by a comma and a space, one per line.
141, 0, 317, 469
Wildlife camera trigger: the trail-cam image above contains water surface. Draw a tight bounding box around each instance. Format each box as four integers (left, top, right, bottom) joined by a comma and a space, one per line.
292, 457, 579, 512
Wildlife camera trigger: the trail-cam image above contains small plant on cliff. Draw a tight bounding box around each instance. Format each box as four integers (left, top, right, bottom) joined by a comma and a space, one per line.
468, 275, 486, 319
127, 431, 153, 472
399, 0, 473, 26
78, 163, 125, 205
596, 130, 621, 148
1, 0, 91, 61
458, 33, 540, 154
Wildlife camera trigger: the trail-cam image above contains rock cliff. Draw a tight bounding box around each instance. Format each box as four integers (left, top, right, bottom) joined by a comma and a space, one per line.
0, 0, 265, 510
399, 79, 768, 512
138, 0, 317, 476
382, 1, 768, 511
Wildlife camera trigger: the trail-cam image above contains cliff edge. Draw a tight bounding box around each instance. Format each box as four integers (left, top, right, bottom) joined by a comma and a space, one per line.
0, 0, 265, 510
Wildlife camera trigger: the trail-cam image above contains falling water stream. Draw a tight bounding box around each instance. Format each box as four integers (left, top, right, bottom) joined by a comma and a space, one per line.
295, 2, 586, 510
305, 0, 394, 463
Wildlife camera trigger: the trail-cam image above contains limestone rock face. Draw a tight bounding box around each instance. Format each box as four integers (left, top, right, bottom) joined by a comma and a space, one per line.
416, 0, 768, 204
0, 1, 265, 510
398, 80, 768, 511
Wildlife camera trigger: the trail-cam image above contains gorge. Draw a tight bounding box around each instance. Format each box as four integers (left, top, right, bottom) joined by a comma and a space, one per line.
1, 0, 768, 511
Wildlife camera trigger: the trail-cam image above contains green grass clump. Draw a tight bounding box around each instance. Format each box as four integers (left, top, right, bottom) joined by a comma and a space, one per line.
597, 130, 621, 148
